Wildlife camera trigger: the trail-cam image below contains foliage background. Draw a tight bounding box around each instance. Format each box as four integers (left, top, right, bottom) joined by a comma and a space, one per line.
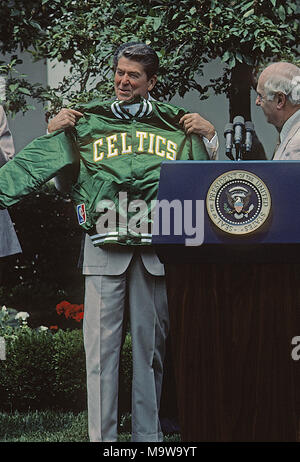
0, 0, 299, 120
0, 0, 298, 434
0, 0, 299, 348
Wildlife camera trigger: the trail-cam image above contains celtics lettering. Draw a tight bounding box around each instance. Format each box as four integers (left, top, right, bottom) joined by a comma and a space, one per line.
93, 131, 177, 161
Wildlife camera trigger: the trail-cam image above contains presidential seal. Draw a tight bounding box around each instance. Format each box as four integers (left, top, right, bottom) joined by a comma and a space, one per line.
206, 170, 271, 235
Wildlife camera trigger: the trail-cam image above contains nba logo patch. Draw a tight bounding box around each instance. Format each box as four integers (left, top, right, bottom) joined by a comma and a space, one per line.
77, 203, 86, 225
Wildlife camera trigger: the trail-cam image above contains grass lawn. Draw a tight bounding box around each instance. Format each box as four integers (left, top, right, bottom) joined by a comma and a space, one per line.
0, 410, 180, 442
0, 410, 89, 442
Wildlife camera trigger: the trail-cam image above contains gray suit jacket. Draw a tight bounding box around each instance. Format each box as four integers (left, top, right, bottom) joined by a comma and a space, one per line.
82, 234, 164, 276
0, 106, 22, 257
274, 110, 300, 160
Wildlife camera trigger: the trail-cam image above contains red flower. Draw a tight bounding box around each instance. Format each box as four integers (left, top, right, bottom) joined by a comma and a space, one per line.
74, 312, 84, 322
56, 300, 71, 315
50, 325, 58, 330
56, 300, 84, 322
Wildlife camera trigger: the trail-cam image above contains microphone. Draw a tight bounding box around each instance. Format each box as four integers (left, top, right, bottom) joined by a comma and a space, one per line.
245, 121, 254, 153
224, 123, 234, 160
233, 116, 245, 160
233, 116, 245, 146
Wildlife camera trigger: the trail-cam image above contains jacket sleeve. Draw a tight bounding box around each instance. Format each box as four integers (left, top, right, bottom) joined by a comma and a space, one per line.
190, 133, 210, 160
0, 129, 78, 209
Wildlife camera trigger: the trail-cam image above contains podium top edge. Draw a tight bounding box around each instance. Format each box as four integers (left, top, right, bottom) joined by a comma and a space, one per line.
160, 160, 300, 164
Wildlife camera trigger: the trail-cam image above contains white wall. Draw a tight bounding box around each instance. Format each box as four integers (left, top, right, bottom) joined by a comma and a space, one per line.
2, 52, 48, 152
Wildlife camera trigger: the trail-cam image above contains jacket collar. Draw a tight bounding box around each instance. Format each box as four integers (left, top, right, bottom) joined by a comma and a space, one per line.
111, 96, 153, 120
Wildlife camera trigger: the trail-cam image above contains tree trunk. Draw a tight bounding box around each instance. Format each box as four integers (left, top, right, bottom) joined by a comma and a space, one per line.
229, 63, 266, 160
229, 63, 252, 121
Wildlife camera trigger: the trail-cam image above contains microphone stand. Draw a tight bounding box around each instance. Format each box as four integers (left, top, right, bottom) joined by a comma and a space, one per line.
233, 116, 245, 161
224, 116, 253, 161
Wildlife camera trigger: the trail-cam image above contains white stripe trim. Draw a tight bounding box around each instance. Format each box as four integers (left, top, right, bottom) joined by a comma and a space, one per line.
145, 100, 153, 116
91, 233, 153, 245
91, 231, 152, 238
91, 231, 119, 238
111, 101, 130, 119
111, 99, 153, 119
92, 236, 121, 245
139, 100, 148, 118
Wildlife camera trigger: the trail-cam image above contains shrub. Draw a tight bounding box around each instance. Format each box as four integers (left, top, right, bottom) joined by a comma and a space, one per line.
0, 327, 56, 410
0, 323, 86, 411
52, 329, 87, 411
0, 312, 133, 413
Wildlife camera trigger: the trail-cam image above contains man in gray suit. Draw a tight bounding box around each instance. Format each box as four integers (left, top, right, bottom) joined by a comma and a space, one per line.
0, 105, 21, 283
48, 42, 217, 443
256, 61, 300, 160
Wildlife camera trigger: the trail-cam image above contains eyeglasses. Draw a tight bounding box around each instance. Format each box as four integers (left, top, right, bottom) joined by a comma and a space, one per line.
256, 93, 266, 103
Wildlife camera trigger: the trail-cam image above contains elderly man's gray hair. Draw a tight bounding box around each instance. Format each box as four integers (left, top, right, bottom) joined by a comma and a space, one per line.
264, 63, 300, 105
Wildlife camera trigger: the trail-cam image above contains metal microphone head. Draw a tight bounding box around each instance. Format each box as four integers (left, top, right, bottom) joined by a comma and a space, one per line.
233, 116, 245, 127
245, 121, 254, 152
224, 123, 233, 135
224, 123, 234, 160
233, 116, 245, 145
245, 121, 254, 132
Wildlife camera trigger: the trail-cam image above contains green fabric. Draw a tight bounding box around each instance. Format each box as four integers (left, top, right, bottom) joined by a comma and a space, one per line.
0, 97, 209, 245
0, 129, 76, 207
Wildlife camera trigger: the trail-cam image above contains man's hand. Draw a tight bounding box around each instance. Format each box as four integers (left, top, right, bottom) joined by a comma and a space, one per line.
179, 113, 215, 141
48, 108, 83, 133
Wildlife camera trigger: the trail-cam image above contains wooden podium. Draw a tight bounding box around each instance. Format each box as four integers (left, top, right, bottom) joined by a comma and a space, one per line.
153, 161, 300, 442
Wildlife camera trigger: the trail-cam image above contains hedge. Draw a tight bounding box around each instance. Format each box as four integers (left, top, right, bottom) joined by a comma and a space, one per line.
0, 326, 132, 413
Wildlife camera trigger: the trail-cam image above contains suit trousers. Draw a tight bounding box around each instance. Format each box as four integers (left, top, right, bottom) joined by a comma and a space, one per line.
83, 252, 169, 442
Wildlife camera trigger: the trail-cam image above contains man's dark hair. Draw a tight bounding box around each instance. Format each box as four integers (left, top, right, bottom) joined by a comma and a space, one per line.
113, 42, 159, 79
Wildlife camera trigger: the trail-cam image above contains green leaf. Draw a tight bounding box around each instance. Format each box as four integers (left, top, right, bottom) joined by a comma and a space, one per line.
236, 52, 243, 63
19, 87, 31, 95
241, 2, 254, 12
153, 17, 162, 32
222, 51, 231, 63
270, 0, 276, 6
228, 56, 236, 69
278, 5, 286, 21
8, 83, 19, 92
243, 8, 254, 18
